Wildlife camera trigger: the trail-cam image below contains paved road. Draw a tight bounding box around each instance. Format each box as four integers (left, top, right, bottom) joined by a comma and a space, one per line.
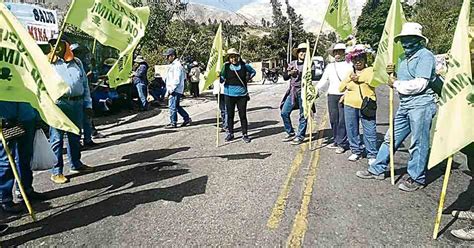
1, 81, 472, 247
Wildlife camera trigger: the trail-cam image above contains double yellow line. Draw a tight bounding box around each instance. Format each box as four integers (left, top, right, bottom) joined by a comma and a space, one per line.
267, 114, 328, 247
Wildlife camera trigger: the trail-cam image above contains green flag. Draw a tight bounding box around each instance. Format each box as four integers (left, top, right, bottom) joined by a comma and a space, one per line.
0, 3, 79, 134
200, 23, 223, 92
324, 0, 353, 40
107, 46, 134, 88
428, 0, 474, 169
65, 0, 150, 53
370, 0, 406, 87
301, 41, 318, 118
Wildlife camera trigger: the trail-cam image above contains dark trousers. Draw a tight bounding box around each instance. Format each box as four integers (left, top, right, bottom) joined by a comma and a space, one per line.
190, 82, 199, 97
328, 94, 347, 147
225, 95, 248, 135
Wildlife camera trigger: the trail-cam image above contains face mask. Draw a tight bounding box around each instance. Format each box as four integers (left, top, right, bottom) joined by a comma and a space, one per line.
401, 37, 423, 57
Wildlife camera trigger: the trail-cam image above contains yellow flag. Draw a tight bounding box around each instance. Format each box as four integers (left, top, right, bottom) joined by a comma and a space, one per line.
301, 41, 318, 118
200, 23, 223, 92
428, 0, 474, 169
324, 0, 353, 40
0, 3, 79, 134
370, 0, 406, 87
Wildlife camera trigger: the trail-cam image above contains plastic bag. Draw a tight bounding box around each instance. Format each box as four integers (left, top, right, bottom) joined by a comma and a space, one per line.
30, 129, 57, 171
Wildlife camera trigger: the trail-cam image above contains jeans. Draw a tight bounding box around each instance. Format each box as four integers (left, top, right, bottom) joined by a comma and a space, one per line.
168, 92, 190, 125
344, 105, 377, 158
135, 83, 148, 110
369, 102, 437, 184
281, 93, 307, 139
83, 113, 93, 144
50, 99, 84, 175
218, 94, 227, 129
225, 95, 248, 135
150, 87, 166, 102
328, 94, 347, 147
0, 120, 35, 203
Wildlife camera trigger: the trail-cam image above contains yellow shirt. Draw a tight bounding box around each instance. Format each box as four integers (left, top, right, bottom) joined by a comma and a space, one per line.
338, 67, 376, 109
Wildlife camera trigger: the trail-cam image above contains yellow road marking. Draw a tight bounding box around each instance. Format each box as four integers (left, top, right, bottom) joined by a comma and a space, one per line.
267, 144, 307, 229
287, 114, 328, 247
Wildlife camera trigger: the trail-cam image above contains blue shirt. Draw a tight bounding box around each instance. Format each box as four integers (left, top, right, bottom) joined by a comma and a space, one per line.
52, 58, 92, 109
0, 101, 37, 122
221, 63, 256, 97
397, 48, 436, 107
133, 63, 149, 85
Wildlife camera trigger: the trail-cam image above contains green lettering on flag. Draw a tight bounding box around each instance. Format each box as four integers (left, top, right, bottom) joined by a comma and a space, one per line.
107, 46, 134, 88
301, 41, 318, 118
428, 0, 474, 169
0, 3, 79, 134
200, 23, 223, 92
370, 0, 406, 87
324, 0, 353, 40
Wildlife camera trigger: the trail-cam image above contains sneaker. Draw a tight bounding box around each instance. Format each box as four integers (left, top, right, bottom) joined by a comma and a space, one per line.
242, 135, 251, 143
368, 158, 377, 166
451, 227, 474, 241
164, 123, 177, 129
291, 137, 304, 145
181, 118, 192, 127
51, 174, 68, 184
398, 178, 424, 192
356, 170, 385, 180
70, 165, 94, 174
225, 133, 234, 142
348, 154, 361, 161
327, 143, 338, 149
452, 210, 474, 220
15, 191, 47, 202
282, 133, 295, 142
335, 147, 346, 154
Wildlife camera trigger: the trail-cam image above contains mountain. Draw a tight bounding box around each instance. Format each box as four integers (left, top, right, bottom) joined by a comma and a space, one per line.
184, 3, 247, 25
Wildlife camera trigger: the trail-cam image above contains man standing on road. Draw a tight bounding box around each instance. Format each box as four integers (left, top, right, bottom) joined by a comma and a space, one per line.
356, 23, 438, 192
280, 43, 315, 145
189, 61, 201, 97
49, 38, 94, 184
163, 48, 192, 128
316, 43, 353, 154
132, 55, 149, 111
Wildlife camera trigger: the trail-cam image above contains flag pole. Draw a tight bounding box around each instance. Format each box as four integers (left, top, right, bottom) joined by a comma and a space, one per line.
389, 86, 395, 184
50, 0, 75, 63
309, 111, 313, 150
311, 5, 328, 59
92, 38, 97, 55
0, 126, 36, 221
216, 83, 221, 147
432, 156, 454, 239
180, 34, 195, 61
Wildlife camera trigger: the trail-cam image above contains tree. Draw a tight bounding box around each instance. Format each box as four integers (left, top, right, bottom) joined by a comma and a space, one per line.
355, 0, 392, 50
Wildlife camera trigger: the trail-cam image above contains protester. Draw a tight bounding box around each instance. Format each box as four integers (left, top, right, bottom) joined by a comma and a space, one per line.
0, 102, 45, 213
356, 23, 438, 192
280, 43, 315, 145
220, 48, 256, 143
316, 43, 353, 153
189, 61, 201, 97
132, 55, 149, 111
48, 37, 94, 184
213, 79, 227, 132
163, 48, 192, 128
149, 72, 166, 104
338, 46, 377, 163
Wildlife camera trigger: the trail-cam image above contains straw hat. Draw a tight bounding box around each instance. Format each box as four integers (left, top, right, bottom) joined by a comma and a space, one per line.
394, 22, 429, 44
330, 43, 347, 56
226, 48, 240, 56
292, 43, 308, 57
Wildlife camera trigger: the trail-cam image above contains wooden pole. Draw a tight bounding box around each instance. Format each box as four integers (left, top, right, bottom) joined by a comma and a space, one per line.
49, 0, 75, 63
309, 111, 313, 150
0, 126, 36, 221
216, 85, 221, 147
432, 156, 453, 239
389, 87, 395, 185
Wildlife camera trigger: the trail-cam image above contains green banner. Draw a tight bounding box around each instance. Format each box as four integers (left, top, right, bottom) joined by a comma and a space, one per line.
0, 3, 79, 134
200, 23, 223, 92
428, 0, 474, 168
370, 0, 406, 87
324, 0, 353, 40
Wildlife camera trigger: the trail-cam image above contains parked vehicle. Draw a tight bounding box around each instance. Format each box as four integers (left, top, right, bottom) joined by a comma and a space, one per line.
312, 56, 325, 81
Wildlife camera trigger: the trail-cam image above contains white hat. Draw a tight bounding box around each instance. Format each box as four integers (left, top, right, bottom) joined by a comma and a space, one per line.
226, 48, 240, 56
70, 43, 79, 51
193, 61, 198, 66
134, 55, 145, 63
394, 22, 429, 44
330, 43, 347, 55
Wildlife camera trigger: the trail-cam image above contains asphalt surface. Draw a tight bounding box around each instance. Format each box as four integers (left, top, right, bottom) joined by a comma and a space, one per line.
0, 80, 472, 247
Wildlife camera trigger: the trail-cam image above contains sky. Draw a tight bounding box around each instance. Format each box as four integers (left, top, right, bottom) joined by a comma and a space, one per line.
190, 0, 255, 11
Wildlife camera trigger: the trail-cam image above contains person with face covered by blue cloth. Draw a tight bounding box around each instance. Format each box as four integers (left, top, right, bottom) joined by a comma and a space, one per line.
356, 23, 438, 192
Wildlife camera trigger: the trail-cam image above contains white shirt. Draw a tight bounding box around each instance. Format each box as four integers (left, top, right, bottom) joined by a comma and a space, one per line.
165, 59, 185, 94
212, 79, 224, 95
316, 61, 353, 95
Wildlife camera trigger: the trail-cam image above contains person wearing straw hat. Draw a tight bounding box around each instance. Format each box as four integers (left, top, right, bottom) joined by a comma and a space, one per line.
316, 43, 353, 153
220, 48, 256, 143
357, 22, 438, 192
132, 55, 149, 111
48, 36, 94, 184
280, 43, 315, 145
189, 61, 201, 97
162, 48, 192, 128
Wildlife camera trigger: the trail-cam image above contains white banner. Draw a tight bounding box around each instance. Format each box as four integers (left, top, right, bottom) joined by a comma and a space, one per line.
5, 2, 59, 44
